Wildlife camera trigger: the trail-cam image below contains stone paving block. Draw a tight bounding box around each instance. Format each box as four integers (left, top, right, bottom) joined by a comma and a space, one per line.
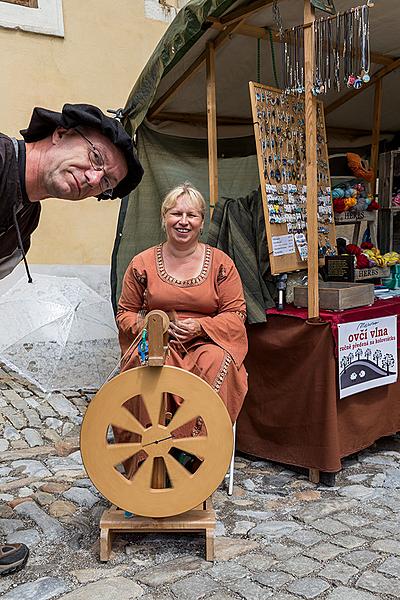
371, 539, 400, 556
286, 528, 323, 547
310, 517, 350, 535
359, 527, 387, 540
341, 549, 381, 569
235, 553, 276, 572
7, 527, 41, 546
326, 586, 377, 600
136, 556, 210, 586
0, 518, 24, 535
170, 574, 219, 599
47, 394, 79, 419
214, 537, 259, 560
1, 577, 69, 600
286, 577, 330, 598
22, 428, 44, 447
23, 407, 41, 428
371, 538, 400, 556
279, 555, 321, 577
253, 570, 294, 589
14, 501, 65, 540
2, 389, 29, 410
249, 520, 300, 539
226, 578, 273, 599
231, 520, 255, 535
262, 542, 301, 561
11, 459, 51, 478
304, 542, 345, 561
57, 577, 143, 600
63, 487, 98, 508
317, 561, 359, 584
202, 592, 240, 600
209, 561, 251, 582
332, 534, 366, 549
357, 570, 400, 597
333, 513, 370, 529
294, 499, 357, 524
378, 556, 400, 578
1, 407, 27, 429
339, 485, 378, 501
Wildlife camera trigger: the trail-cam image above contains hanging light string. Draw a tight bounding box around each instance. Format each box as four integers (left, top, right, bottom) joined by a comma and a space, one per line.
281, 2, 371, 95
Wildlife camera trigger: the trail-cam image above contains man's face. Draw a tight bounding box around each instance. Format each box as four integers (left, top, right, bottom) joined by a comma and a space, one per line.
43, 127, 128, 200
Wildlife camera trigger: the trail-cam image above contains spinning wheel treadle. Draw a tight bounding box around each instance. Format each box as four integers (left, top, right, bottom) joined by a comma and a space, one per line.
80, 365, 233, 518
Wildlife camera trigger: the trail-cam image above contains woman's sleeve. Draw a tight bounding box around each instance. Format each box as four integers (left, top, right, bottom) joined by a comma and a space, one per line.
200, 257, 248, 367
116, 257, 147, 337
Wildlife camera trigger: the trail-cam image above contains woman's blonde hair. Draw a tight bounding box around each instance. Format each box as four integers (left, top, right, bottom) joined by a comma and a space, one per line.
161, 182, 206, 225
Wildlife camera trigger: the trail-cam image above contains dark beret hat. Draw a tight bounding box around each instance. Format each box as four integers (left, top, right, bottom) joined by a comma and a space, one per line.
20, 103, 143, 199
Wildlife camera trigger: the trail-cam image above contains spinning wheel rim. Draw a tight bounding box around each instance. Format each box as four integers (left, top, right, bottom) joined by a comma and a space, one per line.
80, 366, 233, 517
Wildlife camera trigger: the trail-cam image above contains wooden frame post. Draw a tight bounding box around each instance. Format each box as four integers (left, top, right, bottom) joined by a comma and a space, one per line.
304, 0, 319, 319
370, 79, 383, 199
206, 41, 218, 214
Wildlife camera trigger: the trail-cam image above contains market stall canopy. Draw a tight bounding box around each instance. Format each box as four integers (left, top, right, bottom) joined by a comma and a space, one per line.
112, 0, 400, 306
123, 0, 400, 141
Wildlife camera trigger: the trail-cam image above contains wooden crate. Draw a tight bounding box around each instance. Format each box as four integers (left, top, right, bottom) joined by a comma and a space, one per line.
294, 282, 374, 311
354, 266, 390, 281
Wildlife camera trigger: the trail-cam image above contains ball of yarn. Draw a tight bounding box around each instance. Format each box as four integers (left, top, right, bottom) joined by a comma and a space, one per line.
356, 254, 370, 269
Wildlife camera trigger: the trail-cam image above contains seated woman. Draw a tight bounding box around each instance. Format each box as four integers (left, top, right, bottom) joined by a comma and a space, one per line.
116, 182, 248, 443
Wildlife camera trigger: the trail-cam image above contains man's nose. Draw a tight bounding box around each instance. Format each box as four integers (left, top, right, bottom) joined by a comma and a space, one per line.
85, 168, 103, 188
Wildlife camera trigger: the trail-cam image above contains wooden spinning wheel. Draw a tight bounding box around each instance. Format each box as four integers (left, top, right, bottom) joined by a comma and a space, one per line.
80, 365, 233, 518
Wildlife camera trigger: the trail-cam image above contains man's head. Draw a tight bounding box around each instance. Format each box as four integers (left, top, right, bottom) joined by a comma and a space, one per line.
21, 103, 143, 201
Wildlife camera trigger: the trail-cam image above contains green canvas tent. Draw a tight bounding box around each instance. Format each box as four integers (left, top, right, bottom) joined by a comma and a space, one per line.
112, 0, 400, 308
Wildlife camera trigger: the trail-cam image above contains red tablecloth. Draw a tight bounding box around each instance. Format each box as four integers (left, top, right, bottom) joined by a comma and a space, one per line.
237, 298, 400, 472
267, 298, 400, 354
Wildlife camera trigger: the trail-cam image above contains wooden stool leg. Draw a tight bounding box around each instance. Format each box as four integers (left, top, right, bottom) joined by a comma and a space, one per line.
205, 528, 214, 561
309, 468, 320, 484
100, 528, 112, 561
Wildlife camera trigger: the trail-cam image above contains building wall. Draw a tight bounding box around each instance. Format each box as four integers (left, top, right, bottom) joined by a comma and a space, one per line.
0, 0, 173, 265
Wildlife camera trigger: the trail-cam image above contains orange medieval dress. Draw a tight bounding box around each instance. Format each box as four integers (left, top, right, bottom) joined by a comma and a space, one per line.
115, 243, 248, 471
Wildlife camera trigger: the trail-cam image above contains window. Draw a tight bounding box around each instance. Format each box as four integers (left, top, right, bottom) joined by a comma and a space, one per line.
0, 0, 64, 36
1, 1, 38, 8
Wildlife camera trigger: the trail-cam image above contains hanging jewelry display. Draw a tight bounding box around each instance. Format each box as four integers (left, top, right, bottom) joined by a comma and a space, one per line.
249, 82, 336, 275
281, 3, 371, 95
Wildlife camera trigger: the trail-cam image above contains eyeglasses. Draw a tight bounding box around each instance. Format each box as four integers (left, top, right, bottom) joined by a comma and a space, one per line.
74, 128, 113, 198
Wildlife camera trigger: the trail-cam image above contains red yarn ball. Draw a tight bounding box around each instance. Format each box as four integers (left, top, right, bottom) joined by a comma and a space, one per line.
333, 198, 346, 213
361, 242, 373, 249
346, 244, 362, 255
356, 254, 370, 269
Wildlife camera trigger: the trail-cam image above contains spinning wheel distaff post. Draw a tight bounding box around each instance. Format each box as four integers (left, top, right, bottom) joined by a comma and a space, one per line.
80, 310, 233, 561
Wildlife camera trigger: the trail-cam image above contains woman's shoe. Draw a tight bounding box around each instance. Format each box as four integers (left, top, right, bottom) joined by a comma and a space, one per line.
0, 543, 29, 576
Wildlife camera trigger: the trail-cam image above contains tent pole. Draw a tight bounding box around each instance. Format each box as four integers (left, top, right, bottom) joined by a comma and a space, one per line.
304, 0, 319, 319
370, 79, 383, 199
206, 41, 218, 215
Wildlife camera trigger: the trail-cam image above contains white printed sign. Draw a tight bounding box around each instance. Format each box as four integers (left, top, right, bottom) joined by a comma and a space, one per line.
271, 234, 295, 257
338, 316, 398, 399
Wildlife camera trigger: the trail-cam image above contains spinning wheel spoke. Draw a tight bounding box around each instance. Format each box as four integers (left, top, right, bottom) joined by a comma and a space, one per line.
171, 436, 208, 459
164, 453, 192, 487
110, 406, 146, 435
132, 456, 153, 488
167, 401, 199, 433
104, 443, 142, 467
142, 389, 164, 427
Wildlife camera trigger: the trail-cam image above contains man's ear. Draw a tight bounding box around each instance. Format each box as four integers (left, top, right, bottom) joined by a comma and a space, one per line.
51, 127, 69, 145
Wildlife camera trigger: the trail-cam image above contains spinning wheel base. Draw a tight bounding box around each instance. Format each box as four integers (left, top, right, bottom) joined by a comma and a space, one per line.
99, 497, 215, 562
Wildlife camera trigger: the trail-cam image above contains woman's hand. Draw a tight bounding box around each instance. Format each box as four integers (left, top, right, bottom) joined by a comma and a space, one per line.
169, 318, 202, 343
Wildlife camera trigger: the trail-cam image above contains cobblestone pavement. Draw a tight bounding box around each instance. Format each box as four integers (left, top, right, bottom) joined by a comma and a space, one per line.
1, 367, 400, 600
